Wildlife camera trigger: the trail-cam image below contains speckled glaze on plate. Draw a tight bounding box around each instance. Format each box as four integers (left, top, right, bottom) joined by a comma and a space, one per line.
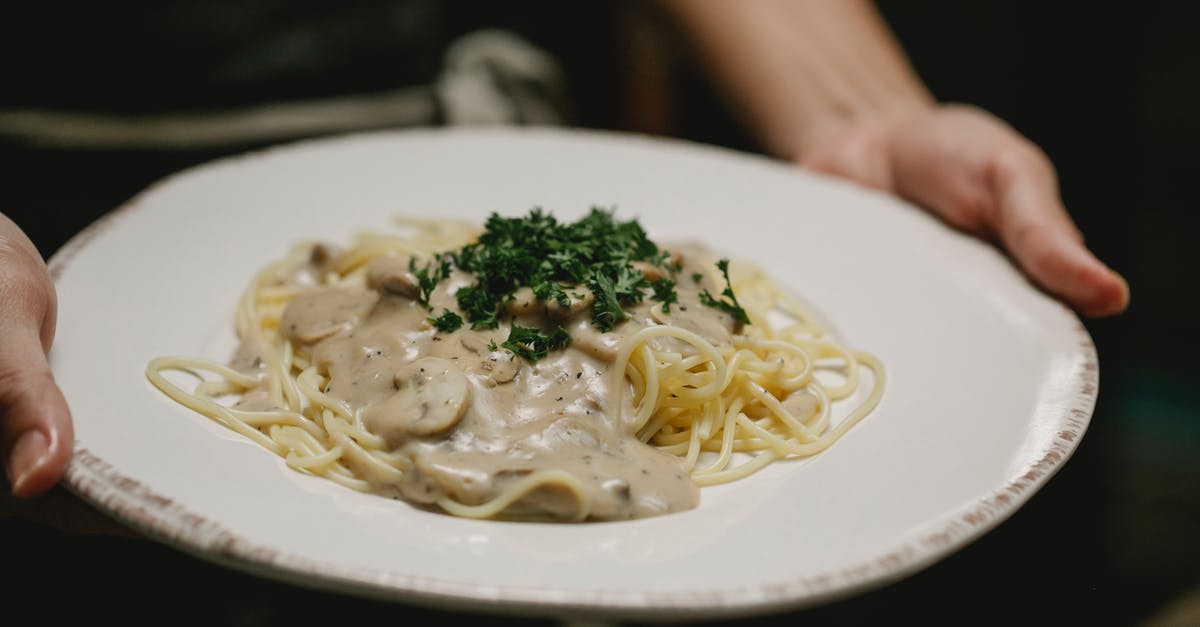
48, 128, 1097, 621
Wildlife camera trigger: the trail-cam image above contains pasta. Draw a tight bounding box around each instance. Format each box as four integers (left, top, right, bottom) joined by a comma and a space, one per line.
147, 209, 884, 521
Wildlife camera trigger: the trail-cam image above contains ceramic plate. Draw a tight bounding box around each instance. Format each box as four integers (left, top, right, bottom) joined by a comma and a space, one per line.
48, 128, 1097, 621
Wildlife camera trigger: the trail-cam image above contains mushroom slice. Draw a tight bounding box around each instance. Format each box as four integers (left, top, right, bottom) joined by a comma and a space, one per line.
365, 256, 420, 299
504, 287, 539, 316
279, 287, 378, 344
364, 357, 470, 442
545, 287, 594, 320
460, 333, 520, 385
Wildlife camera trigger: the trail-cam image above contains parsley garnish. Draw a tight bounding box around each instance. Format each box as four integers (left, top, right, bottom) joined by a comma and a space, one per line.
501, 324, 572, 362
451, 208, 674, 332
698, 259, 750, 326
427, 308, 463, 333
399, 208, 759, 362
408, 255, 452, 308
651, 277, 678, 313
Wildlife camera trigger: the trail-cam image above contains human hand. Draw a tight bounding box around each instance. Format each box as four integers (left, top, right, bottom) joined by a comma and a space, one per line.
798, 104, 1129, 317
654, 0, 1128, 316
1, 212, 74, 497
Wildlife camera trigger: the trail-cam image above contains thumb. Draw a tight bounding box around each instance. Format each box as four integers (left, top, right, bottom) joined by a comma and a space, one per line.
1, 215, 74, 498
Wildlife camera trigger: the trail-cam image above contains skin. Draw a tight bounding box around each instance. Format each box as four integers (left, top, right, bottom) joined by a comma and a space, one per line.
0, 212, 72, 499
3, 1, 1127, 524
659, 0, 1129, 317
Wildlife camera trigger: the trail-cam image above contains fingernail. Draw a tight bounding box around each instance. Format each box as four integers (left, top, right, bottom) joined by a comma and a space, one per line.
7, 429, 49, 495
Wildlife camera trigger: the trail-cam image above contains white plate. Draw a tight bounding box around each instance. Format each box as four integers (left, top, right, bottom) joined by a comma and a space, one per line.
48, 128, 1097, 621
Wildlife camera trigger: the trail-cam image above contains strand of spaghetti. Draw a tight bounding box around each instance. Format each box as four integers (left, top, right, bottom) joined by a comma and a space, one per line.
697, 396, 722, 440
270, 424, 328, 458
738, 338, 814, 388
804, 341, 860, 399
436, 470, 592, 521
692, 450, 777, 486
739, 354, 884, 458
682, 408, 705, 471
693, 396, 745, 475
322, 412, 388, 451
278, 340, 303, 412
321, 409, 409, 471
145, 358, 283, 455
612, 325, 729, 432
636, 406, 683, 443
295, 367, 356, 422
631, 344, 660, 431
744, 379, 820, 443
317, 467, 373, 492
286, 446, 344, 471
803, 382, 833, 435
732, 413, 808, 455
227, 408, 325, 439
194, 380, 242, 397
328, 429, 407, 483
147, 356, 261, 388
235, 254, 292, 338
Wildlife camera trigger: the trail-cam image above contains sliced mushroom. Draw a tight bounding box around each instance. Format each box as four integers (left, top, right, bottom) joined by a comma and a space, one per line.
363, 357, 470, 442
460, 332, 519, 385
545, 287, 594, 320
568, 319, 621, 362
365, 256, 420, 299
279, 287, 378, 344
504, 287, 539, 316
630, 261, 662, 283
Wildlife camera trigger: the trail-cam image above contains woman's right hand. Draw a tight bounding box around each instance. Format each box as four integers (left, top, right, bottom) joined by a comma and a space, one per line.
1, 212, 74, 498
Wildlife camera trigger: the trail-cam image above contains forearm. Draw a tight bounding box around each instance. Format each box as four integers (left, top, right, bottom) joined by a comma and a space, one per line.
658, 0, 933, 161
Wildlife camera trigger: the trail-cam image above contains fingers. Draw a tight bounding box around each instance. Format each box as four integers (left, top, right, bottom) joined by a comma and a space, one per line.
0, 213, 74, 498
988, 147, 1131, 317
888, 106, 1130, 317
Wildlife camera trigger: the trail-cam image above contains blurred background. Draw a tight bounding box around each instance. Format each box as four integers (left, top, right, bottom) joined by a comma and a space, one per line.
2, 1, 1196, 624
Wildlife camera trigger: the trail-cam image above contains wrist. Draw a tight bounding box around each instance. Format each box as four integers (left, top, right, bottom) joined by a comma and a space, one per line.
773, 95, 935, 164
659, 0, 935, 162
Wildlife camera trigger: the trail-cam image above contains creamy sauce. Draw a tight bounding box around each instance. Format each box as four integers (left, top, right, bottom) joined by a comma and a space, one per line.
265, 245, 737, 520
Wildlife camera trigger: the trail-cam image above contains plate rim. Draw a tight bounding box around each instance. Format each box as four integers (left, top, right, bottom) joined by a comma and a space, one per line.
47, 126, 1099, 620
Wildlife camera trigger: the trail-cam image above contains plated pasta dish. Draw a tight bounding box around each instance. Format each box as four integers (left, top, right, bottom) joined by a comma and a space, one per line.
147, 208, 884, 521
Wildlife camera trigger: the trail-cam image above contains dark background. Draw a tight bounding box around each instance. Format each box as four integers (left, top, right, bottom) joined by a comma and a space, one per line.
2, 2, 1196, 625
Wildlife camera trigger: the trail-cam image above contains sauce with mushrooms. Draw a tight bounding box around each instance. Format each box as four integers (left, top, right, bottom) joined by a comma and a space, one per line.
253, 244, 738, 521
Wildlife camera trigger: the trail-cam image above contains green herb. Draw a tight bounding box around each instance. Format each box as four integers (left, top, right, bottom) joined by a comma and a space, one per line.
501, 324, 572, 362
427, 308, 463, 333
651, 277, 678, 313
408, 255, 452, 308
451, 207, 670, 333
698, 259, 750, 326
454, 285, 501, 330
691, 272, 703, 284
487, 339, 498, 352
588, 270, 626, 331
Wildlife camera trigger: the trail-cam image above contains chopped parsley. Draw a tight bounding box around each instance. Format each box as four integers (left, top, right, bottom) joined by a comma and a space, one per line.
395, 208, 751, 361
408, 255, 452, 308
501, 324, 571, 362
451, 208, 674, 332
650, 277, 678, 313
698, 259, 750, 326
427, 308, 463, 333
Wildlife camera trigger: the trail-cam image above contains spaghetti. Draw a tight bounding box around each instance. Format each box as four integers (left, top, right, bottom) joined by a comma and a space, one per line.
147, 211, 884, 521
